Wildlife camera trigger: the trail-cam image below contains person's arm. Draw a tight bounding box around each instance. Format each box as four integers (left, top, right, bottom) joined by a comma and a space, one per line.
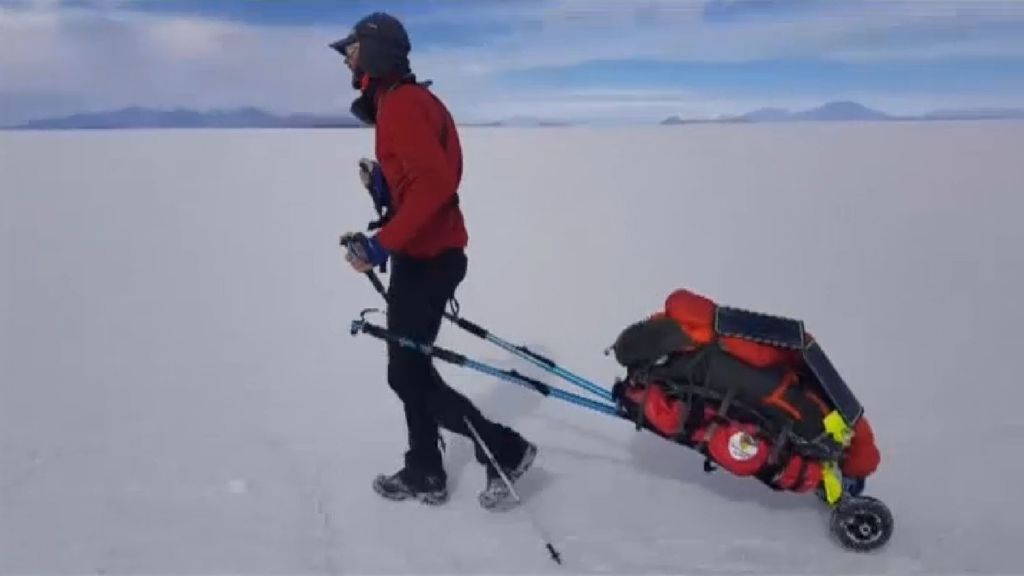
375, 90, 457, 253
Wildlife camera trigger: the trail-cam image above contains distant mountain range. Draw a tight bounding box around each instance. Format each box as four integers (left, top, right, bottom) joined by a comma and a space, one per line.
4, 107, 579, 130
5, 101, 1024, 130
661, 101, 1024, 125
7, 106, 365, 130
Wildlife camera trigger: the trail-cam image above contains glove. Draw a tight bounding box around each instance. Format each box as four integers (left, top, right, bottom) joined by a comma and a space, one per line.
358, 158, 390, 213
341, 231, 389, 272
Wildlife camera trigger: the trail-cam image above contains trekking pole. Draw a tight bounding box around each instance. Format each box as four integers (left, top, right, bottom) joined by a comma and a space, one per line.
463, 417, 563, 566
364, 269, 387, 299
349, 312, 623, 417
443, 306, 614, 402
341, 234, 613, 404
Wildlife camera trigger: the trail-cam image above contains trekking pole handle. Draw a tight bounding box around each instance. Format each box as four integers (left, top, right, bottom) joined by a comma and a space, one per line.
341, 233, 388, 300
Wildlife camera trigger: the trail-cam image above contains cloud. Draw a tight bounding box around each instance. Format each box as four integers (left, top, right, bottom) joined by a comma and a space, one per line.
0, 3, 355, 124
1, 0, 1023, 125
435, 0, 1024, 70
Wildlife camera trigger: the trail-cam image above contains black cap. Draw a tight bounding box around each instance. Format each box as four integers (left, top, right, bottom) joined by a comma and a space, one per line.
330, 12, 411, 78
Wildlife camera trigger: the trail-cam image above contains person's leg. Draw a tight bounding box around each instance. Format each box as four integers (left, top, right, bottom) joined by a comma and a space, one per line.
426, 362, 538, 510
386, 294, 446, 477
372, 255, 448, 503
425, 362, 533, 471
375, 249, 536, 505
403, 250, 536, 505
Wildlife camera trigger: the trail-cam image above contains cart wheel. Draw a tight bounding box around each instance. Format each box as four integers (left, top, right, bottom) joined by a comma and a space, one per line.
830, 495, 893, 552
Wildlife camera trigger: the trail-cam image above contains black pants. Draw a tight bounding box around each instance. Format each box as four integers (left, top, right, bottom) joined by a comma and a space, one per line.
386, 248, 526, 480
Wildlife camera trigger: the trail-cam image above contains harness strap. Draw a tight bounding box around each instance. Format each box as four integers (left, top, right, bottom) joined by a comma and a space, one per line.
634, 373, 653, 431
767, 420, 794, 466
676, 347, 713, 442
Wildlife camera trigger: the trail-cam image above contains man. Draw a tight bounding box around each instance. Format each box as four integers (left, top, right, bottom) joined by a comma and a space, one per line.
332, 12, 537, 510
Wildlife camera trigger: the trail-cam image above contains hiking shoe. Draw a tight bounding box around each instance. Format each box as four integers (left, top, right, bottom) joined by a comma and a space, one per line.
479, 441, 538, 511
373, 467, 449, 506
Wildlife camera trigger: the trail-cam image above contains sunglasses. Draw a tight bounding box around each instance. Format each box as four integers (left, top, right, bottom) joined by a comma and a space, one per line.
343, 42, 359, 66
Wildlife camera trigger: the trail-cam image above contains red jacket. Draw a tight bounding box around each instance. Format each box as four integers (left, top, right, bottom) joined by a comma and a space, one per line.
373, 81, 468, 259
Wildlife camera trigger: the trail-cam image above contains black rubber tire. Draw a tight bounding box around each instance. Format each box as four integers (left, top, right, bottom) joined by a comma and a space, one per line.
830, 495, 893, 552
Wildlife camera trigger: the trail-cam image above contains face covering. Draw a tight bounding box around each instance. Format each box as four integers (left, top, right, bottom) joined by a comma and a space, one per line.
350, 72, 378, 125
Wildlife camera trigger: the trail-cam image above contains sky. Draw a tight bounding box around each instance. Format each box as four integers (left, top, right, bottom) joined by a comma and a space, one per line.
2, 0, 1024, 125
